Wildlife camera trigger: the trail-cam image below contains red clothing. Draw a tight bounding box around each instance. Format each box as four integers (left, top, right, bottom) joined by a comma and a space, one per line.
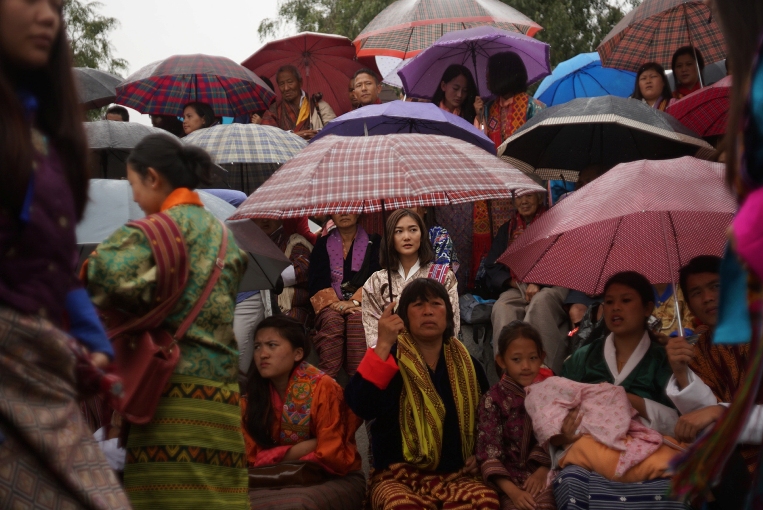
673, 81, 702, 99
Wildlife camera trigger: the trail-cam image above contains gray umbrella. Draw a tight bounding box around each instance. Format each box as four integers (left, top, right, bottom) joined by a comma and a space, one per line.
74, 67, 123, 110
497, 95, 715, 181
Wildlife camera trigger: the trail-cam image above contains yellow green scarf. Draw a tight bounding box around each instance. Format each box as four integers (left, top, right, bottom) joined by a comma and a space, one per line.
397, 331, 481, 471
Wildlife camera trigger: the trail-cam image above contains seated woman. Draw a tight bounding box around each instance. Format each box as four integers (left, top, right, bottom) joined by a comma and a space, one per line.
363, 209, 460, 348
431, 64, 483, 128
631, 62, 673, 111
671, 46, 704, 99
242, 316, 365, 510
346, 279, 499, 509
183, 101, 219, 135
308, 213, 381, 378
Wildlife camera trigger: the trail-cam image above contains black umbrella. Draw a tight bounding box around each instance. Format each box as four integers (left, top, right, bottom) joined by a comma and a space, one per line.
74, 67, 123, 110
497, 95, 715, 181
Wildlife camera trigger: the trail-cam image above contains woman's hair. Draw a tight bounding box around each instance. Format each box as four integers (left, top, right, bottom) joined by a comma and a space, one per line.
487, 52, 528, 98
431, 64, 478, 123
631, 62, 673, 101
0, 8, 89, 221
603, 271, 655, 312
184, 102, 218, 128
397, 278, 455, 342
151, 115, 186, 138
496, 321, 544, 359
380, 209, 434, 271
671, 46, 705, 77
244, 316, 311, 449
127, 134, 214, 190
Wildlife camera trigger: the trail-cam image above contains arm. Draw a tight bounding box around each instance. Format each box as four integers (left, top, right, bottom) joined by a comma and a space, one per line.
666, 369, 719, 415
318, 101, 336, 125
260, 104, 279, 127
361, 273, 386, 348
446, 270, 460, 337
476, 393, 513, 481
640, 398, 680, 436
307, 238, 331, 297
483, 223, 513, 295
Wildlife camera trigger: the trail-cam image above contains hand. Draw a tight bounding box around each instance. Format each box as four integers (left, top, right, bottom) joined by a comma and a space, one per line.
375, 302, 405, 360
283, 438, 318, 460
250, 113, 262, 124
460, 455, 479, 476
330, 300, 353, 313
675, 405, 724, 443
509, 489, 537, 510
342, 305, 361, 316
666, 336, 695, 389
90, 352, 110, 369
525, 284, 541, 302
551, 406, 583, 446
474, 96, 484, 116
294, 129, 318, 140
626, 393, 647, 417
523, 466, 549, 497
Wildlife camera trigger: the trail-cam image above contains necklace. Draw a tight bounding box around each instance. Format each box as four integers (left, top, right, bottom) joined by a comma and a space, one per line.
426, 358, 438, 371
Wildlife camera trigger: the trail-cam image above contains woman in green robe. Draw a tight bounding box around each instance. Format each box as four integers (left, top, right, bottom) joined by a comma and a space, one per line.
84, 135, 250, 509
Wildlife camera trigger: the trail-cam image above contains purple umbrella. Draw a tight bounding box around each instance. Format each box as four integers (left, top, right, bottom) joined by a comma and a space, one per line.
397, 26, 550, 100
309, 100, 495, 154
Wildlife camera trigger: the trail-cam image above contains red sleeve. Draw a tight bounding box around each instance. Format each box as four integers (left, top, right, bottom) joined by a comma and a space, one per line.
357, 348, 399, 390
252, 445, 292, 466
260, 105, 279, 127
283, 217, 317, 245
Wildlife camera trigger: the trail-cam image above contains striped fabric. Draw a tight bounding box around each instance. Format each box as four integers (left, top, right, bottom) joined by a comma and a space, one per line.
183, 124, 306, 165
248, 471, 366, 510
311, 309, 366, 378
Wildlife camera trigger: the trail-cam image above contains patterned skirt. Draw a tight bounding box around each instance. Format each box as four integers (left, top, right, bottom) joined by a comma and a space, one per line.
249, 471, 366, 509
124, 374, 249, 509
0, 306, 130, 509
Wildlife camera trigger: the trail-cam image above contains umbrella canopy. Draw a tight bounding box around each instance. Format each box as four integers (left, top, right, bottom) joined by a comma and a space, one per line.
353, 0, 542, 59
309, 100, 495, 154
183, 124, 307, 164
229, 133, 544, 220
116, 54, 275, 117
534, 52, 637, 106
497, 95, 715, 181
242, 32, 378, 116
498, 157, 735, 295
667, 75, 731, 137
85, 121, 176, 179
597, 0, 726, 72
397, 26, 550, 99
74, 68, 123, 110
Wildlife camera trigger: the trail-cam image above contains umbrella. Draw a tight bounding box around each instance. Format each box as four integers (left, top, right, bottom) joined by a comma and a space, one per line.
309, 100, 495, 154
498, 157, 735, 296
115, 54, 275, 117
242, 32, 379, 117
397, 26, 550, 100
667, 75, 731, 137
85, 121, 176, 179
182, 123, 307, 195
76, 180, 290, 291
353, 0, 542, 60
229, 133, 544, 220
597, 0, 726, 73
497, 95, 715, 181
74, 68, 123, 110
534, 52, 637, 107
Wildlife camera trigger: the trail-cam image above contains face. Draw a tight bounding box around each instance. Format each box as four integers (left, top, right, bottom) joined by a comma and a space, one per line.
349, 79, 359, 107
330, 213, 359, 229
497, 337, 543, 388
440, 74, 469, 109
674, 53, 699, 87
277, 70, 302, 103
406, 294, 448, 342
638, 69, 665, 101
685, 272, 720, 327
0, 0, 61, 69
253, 328, 303, 381
603, 283, 653, 337
514, 193, 540, 220
393, 215, 421, 257
105, 113, 125, 122
354, 73, 381, 106
183, 106, 205, 134
252, 218, 283, 237
126, 164, 168, 215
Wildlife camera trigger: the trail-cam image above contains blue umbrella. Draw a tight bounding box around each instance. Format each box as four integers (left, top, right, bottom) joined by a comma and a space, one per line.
534, 52, 636, 106
309, 100, 495, 154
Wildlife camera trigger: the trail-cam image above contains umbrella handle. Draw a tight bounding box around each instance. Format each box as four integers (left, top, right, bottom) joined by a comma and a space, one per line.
659, 212, 684, 335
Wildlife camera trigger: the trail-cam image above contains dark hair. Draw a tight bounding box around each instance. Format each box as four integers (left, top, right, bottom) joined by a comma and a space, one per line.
431, 64, 478, 124
631, 62, 673, 102
276, 65, 301, 83
244, 316, 310, 449
380, 209, 434, 271
106, 105, 129, 121
671, 46, 705, 79
497, 320, 544, 358
397, 278, 455, 342
183, 102, 217, 128
603, 271, 655, 312
151, 114, 186, 138
127, 134, 213, 189
353, 67, 380, 84
261, 75, 275, 92
0, 8, 89, 221
487, 52, 528, 98
679, 256, 721, 298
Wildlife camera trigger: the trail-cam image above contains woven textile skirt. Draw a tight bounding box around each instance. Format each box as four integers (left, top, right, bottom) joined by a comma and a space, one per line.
0, 306, 130, 509
124, 374, 248, 509
249, 471, 366, 509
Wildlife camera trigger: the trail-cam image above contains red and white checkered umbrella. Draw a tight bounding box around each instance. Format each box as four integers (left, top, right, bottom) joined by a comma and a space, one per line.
498, 157, 736, 295
229, 133, 544, 220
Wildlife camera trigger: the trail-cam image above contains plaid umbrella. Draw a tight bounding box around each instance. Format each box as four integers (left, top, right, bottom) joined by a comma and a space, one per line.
182, 124, 306, 164
498, 157, 735, 295
597, 0, 726, 72
667, 75, 731, 137
497, 95, 715, 181
74, 68, 123, 110
115, 54, 275, 117
353, 0, 542, 59
229, 133, 544, 220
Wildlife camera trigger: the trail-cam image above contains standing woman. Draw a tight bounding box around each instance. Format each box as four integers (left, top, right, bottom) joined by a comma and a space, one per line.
631, 62, 673, 111
431, 64, 483, 127
0, 1, 129, 507
84, 135, 250, 509
671, 46, 704, 99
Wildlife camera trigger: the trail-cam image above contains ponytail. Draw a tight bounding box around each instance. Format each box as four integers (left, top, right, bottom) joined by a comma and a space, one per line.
127, 134, 213, 190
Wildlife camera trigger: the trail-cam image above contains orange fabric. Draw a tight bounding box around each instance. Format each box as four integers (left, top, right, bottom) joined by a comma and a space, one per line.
241, 375, 363, 475
559, 435, 684, 482
160, 188, 203, 212
310, 287, 340, 314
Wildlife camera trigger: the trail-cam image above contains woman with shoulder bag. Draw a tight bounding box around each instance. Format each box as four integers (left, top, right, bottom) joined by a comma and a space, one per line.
84, 134, 250, 509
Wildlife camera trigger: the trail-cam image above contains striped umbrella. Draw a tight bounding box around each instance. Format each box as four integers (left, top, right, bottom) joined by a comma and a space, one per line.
667, 75, 731, 137
116, 54, 275, 117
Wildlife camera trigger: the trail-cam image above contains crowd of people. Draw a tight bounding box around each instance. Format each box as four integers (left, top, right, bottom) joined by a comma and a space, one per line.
2, 0, 763, 509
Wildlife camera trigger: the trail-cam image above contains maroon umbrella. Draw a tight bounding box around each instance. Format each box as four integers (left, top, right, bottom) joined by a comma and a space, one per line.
667, 75, 731, 137
498, 157, 735, 295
